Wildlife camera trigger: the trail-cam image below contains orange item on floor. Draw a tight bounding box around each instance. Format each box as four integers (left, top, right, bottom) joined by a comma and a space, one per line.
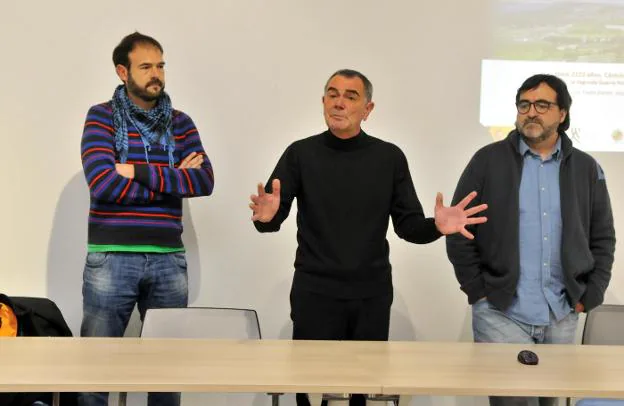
0, 302, 18, 337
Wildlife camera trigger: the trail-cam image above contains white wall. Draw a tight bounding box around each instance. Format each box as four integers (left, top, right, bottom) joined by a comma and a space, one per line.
1, 1, 622, 405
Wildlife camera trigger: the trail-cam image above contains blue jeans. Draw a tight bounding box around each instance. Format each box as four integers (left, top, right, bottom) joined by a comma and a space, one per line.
78, 252, 188, 406
472, 298, 579, 406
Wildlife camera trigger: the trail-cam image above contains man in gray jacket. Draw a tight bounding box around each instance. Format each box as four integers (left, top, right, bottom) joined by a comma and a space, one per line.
446, 74, 615, 406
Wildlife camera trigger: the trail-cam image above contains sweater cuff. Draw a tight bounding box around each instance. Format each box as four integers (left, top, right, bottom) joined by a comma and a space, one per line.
133, 164, 154, 189
253, 219, 280, 233
461, 274, 486, 304
580, 282, 605, 313
427, 217, 444, 240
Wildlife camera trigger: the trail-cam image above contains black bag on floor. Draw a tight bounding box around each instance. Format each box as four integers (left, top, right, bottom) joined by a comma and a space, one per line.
0, 294, 77, 406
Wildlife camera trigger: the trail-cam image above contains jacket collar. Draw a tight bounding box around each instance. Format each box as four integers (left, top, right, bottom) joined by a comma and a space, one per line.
506, 129, 573, 160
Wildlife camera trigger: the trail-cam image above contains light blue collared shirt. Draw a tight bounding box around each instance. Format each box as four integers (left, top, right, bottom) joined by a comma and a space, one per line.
505, 137, 571, 326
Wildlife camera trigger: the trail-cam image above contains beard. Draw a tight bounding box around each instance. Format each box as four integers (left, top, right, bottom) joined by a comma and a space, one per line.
127, 73, 164, 104
516, 118, 558, 146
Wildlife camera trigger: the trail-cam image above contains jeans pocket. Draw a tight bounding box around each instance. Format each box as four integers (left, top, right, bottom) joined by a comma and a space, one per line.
85, 252, 109, 268
170, 252, 187, 270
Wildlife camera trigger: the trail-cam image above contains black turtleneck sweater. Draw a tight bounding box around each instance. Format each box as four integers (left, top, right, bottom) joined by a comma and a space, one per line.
255, 130, 441, 298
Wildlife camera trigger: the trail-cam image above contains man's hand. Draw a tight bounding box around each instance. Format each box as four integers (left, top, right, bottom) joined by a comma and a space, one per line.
249, 179, 281, 222
178, 152, 204, 169
575, 302, 585, 313
115, 163, 135, 179
434, 191, 488, 239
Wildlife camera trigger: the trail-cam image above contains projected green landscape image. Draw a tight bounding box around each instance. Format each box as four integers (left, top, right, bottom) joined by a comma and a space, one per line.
493, 0, 624, 63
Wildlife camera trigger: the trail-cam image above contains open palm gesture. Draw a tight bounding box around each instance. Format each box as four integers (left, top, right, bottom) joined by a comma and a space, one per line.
434, 191, 487, 239
250, 179, 281, 222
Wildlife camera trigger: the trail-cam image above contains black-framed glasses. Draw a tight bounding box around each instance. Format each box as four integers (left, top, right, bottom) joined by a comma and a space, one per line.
516, 100, 558, 114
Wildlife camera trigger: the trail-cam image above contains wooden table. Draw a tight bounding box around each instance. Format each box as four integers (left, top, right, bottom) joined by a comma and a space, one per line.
2, 338, 624, 401
360, 341, 624, 398
0, 338, 378, 394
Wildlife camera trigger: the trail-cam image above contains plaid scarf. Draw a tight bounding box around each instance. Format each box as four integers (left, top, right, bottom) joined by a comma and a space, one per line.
111, 85, 175, 167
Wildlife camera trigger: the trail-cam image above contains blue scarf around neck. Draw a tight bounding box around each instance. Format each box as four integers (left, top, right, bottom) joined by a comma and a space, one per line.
111, 84, 175, 168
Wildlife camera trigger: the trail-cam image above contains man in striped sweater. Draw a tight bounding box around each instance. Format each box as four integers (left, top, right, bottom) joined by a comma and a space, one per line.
79, 32, 214, 406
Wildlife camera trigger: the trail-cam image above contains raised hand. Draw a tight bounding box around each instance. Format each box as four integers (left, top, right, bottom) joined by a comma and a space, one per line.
434, 191, 487, 239
250, 179, 281, 222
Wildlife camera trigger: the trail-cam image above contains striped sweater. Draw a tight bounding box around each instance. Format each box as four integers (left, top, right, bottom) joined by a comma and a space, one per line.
81, 102, 214, 249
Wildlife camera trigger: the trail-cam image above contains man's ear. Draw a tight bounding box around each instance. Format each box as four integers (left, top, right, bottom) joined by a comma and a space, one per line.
362, 101, 375, 121
116, 64, 128, 83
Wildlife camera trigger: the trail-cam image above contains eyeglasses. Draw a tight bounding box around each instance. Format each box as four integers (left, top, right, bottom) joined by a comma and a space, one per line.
516, 100, 558, 114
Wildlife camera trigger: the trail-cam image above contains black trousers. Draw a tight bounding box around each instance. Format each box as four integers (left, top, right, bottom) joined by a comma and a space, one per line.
290, 286, 393, 406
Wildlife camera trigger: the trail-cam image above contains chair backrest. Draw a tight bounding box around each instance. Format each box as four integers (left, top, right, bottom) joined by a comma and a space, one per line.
140, 307, 261, 339
581, 304, 624, 346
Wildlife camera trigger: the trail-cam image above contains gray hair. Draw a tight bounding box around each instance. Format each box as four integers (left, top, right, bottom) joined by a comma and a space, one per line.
325, 69, 373, 102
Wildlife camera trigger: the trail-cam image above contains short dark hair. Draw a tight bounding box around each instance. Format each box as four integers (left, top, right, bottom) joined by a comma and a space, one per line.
112, 32, 163, 68
325, 69, 373, 102
516, 74, 572, 132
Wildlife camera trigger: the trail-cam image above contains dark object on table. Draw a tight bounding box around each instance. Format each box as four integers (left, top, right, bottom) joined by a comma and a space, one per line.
517, 349, 539, 365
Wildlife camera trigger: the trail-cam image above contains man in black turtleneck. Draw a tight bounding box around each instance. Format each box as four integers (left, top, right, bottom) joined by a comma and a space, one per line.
249, 69, 487, 406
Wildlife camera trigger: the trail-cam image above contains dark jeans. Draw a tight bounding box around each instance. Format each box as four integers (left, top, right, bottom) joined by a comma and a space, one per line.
291, 286, 393, 406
